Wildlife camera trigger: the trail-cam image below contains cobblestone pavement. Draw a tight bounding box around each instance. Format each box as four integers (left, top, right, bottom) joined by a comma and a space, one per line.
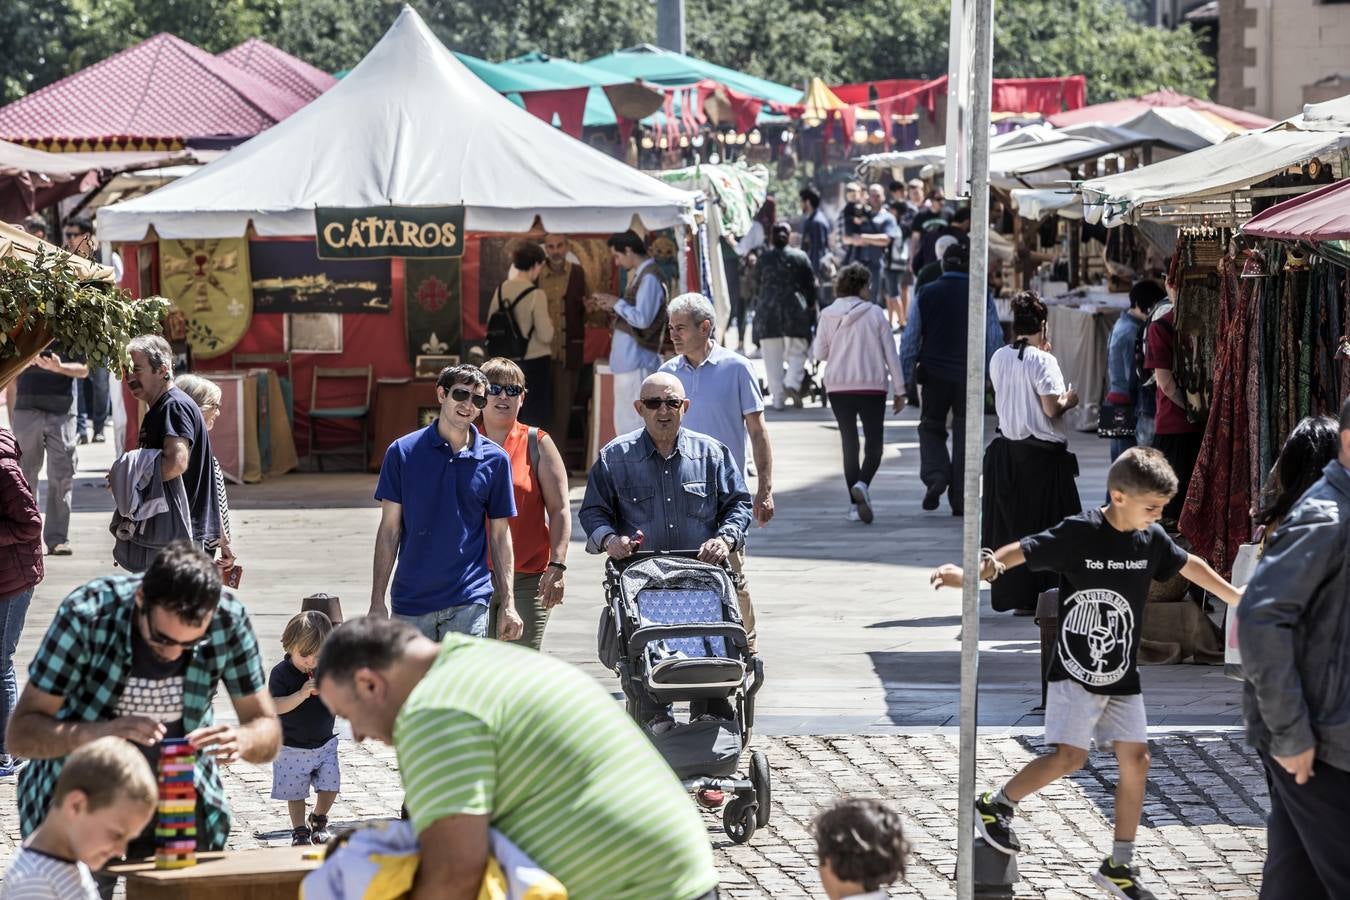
0, 731, 1267, 899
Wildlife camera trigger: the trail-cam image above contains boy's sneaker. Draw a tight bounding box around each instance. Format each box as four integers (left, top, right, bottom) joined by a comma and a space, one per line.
291, 825, 312, 846
308, 814, 331, 844
1092, 858, 1157, 900
850, 482, 874, 523
974, 792, 1021, 855
0, 754, 27, 776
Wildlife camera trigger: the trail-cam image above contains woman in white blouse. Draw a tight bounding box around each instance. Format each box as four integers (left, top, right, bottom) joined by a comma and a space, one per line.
983, 292, 1082, 615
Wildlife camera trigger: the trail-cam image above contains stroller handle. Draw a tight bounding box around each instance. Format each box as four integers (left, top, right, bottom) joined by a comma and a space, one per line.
605, 549, 731, 574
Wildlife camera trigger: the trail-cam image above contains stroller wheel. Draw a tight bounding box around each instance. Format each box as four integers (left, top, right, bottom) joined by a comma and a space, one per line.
723, 798, 757, 844
750, 751, 771, 828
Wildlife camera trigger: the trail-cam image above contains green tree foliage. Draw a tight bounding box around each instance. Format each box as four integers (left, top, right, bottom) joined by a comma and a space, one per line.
1, 0, 1213, 107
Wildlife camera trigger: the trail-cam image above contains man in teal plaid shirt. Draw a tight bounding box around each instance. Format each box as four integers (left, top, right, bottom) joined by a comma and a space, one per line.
6, 542, 279, 890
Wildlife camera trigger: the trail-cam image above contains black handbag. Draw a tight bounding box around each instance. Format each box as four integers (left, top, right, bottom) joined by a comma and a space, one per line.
1098, 402, 1137, 439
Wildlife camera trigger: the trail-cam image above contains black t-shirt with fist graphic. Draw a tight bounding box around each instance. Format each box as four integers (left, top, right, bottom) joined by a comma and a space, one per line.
1021, 508, 1189, 696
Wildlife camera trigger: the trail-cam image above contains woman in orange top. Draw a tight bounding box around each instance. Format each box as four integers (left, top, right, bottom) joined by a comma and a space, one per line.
479, 357, 572, 649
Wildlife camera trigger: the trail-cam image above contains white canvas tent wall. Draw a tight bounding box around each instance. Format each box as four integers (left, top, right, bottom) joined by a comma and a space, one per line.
98, 5, 700, 241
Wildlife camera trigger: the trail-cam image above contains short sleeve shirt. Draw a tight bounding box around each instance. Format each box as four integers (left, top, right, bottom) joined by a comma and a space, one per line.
989, 343, 1068, 444
269, 657, 335, 749
660, 344, 764, 477
1143, 310, 1202, 435
395, 635, 718, 900
1021, 508, 1189, 695
18, 575, 266, 847
0, 848, 99, 900
374, 423, 516, 616
138, 387, 218, 543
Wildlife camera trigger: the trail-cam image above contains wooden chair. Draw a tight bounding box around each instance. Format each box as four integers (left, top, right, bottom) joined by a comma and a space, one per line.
308, 365, 373, 472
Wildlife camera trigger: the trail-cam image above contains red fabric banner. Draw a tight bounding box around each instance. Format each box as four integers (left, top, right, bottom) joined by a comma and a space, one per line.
520, 87, 588, 139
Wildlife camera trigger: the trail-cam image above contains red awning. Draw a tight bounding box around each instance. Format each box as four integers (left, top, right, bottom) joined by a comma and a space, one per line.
1243, 178, 1350, 242
0, 33, 313, 146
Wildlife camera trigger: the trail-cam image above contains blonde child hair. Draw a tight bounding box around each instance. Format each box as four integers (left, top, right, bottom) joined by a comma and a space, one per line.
53, 736, 157, 811
281, 610, 334, 658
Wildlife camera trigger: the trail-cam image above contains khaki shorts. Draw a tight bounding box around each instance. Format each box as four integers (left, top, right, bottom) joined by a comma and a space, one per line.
1044, 679, 1147, 751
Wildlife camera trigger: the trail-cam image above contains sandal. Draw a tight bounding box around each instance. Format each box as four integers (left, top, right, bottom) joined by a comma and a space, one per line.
291, 825, 312, 846
308, 814, 331, 845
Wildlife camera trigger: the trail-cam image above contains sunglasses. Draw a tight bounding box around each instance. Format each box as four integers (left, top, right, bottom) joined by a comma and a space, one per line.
487, 383, 524, 398
137, 606, 207, 650
640, 397, 684, 411
448, 387, 488, 410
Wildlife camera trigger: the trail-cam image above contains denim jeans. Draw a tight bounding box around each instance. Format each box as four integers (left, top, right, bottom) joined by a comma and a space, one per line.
77, 366, 111, 436
0, 588, 34, 755
395, 603, 488, 641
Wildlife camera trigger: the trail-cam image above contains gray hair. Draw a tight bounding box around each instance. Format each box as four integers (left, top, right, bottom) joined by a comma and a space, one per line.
128, 334, 173, 376
667, 292, 715, 333
174, 373, 222, 410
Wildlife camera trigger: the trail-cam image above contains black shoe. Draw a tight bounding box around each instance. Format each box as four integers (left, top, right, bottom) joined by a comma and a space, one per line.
974, 792, 1021, 855
1092, 858, 1157, 900
308, 813, 331, 844
291, 825, 312, 846
922, 480, 947, 511
78, 433, 90, 445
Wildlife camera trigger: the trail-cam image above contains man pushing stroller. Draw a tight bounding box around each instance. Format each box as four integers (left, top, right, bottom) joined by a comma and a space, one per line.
580, 371, 753, 731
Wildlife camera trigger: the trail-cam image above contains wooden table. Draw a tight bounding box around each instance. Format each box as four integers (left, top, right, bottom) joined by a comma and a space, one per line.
108, 847, 323, 900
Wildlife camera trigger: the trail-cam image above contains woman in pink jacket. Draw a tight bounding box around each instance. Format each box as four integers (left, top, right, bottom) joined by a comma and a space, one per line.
811, 263, 907, 524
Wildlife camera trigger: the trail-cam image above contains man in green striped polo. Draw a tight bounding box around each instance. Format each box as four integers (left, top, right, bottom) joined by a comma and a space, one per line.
316, 617, 720, 900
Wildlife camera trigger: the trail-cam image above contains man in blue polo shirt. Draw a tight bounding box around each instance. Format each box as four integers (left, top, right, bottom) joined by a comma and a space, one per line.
659, 292, 773, 652
369, 365, 521, 642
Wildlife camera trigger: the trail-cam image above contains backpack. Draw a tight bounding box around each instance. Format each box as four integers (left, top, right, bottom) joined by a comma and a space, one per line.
485, 286, 539, 360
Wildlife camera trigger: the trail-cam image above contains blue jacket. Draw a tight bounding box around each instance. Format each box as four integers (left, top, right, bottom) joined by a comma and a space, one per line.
580, 427, 752, 554
899, 271, 1003, 386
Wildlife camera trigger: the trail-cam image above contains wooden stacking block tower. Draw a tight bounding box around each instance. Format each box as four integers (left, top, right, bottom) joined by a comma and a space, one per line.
155, 738, 197, 870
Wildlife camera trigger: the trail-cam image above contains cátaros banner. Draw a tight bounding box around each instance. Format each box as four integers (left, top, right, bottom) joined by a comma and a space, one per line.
316, 206, 465, 259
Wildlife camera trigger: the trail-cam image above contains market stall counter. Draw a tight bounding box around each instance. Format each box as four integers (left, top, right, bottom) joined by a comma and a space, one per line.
107, 846, 322, 900
1041, 282, 1129, 432
369, 377, 440, 472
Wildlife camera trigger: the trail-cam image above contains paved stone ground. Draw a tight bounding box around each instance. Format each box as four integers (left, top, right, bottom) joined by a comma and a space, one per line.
0, 397, 1270, 897
0, 730, 1266, 899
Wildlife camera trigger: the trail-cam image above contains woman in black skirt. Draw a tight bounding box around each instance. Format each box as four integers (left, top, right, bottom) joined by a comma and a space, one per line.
982, 292, 1082, 614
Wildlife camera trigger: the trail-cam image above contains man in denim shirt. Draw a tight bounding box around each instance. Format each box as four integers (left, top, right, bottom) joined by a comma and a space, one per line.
580, 372, 752, 729
580, 372, 752, 565
1104, 281, 1164, 461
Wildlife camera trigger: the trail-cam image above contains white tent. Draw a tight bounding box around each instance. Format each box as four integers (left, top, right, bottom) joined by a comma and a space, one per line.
99, 6, 700, 242
1081, 129, 1350, 227
857, 124, 1190, 192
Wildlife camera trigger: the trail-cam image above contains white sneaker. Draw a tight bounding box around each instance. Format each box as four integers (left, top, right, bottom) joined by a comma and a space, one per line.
846, 505, 861, 522
850, 481, 874, 524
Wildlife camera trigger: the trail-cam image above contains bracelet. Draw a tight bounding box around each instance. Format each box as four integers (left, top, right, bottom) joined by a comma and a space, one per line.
979, 548, 1006, 583
547, 561, 567, 571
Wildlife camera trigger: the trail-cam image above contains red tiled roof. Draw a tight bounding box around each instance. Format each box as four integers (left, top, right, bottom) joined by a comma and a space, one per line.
218, 39, 337, 103
0, 33, 312, 144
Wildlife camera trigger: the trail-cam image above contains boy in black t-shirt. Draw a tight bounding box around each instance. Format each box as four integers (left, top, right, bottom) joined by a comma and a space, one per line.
269, 611, 338, 845
931, 448, 1240, 900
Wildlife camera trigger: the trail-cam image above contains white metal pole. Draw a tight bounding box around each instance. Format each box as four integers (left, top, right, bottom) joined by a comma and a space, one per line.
957, 0, 995, 897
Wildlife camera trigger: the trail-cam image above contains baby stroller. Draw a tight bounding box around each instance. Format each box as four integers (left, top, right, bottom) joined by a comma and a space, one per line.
598, 550, 769, 843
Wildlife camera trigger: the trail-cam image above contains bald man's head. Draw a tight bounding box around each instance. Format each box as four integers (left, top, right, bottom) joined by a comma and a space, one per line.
636, 372, 688, 443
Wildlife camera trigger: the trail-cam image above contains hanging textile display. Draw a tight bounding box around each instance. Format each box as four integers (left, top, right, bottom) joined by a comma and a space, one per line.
159, 238, 252, 359
1180, 240, 1350, 574
1179, 256, 1256, 576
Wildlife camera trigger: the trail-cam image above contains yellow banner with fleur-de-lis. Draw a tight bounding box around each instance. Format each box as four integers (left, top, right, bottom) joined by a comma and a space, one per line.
159, 238, 252, 359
